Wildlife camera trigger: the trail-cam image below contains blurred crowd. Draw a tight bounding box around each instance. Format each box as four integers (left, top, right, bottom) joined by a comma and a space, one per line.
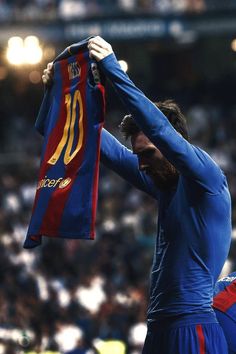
0, 120, 156, 353
0, 0, 236, 22
0, 48, 236, 354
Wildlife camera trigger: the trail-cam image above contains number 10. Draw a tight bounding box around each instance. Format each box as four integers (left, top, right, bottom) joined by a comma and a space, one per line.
48, 90, 84, 165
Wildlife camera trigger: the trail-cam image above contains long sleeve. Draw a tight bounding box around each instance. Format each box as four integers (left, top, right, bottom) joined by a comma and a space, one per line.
99, 54, 225, 194
100, 128, 159, 199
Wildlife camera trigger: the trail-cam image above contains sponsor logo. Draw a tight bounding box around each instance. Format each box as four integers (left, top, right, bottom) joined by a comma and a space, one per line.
68, 62, 81, 80
37, 177, 72, 190
59, 177, 72, 189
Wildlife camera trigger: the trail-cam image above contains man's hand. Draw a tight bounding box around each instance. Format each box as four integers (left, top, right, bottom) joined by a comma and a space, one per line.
88, 36, 113, 62
42, 62, 54, 86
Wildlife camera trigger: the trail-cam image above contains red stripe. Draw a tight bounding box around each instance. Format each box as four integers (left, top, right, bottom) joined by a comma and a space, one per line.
39, 51, 88, 236
196, 325, 205, 354
213, 281, 236, 312
90, 83, 105, 238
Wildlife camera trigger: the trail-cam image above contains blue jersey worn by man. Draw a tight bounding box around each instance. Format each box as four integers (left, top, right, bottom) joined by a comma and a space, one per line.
98, 53, 231, 353
213, 272, 236, 354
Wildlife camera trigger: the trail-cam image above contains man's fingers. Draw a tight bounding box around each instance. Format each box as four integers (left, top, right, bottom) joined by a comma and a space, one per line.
42, 75, 48, 85
42, 62, 54, 85
88, 36, 112, 53
96, 36, 112, 50
43, 69, 50, 76
88, 42, 101, 51
89, 41, 108, 55
42, 72, 53, 86
89, 49, 104, 62
88, 37, 102, 49
47, 62, 53, 70
42, 73, 50, 82
89, 36, 111, 49
88, 36, 113, 61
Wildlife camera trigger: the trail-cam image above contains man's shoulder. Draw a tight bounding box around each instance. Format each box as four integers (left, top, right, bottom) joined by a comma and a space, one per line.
192, 145, 220, 169
184, 144, 228, 195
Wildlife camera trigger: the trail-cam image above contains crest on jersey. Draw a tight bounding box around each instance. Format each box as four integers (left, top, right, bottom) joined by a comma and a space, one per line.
68, 62, 81, 80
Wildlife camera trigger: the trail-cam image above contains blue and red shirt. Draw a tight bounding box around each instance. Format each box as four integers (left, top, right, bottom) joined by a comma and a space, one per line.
24, 39, 105, 248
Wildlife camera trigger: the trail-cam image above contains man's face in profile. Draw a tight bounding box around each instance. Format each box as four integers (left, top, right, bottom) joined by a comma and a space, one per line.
131, 132, 178, 189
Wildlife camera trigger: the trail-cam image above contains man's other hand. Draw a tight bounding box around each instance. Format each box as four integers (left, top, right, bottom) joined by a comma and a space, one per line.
88, 36, 113, 62
42, 62, 54, 86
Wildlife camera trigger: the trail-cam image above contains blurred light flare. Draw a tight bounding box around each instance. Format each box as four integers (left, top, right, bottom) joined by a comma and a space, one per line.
231, 39, 236, 52
24, 35, 39, 46
232, 227, 236, 239
119, 60, 128, 72
6, 36, 25, 65
8, 36, 23, 47
129, 322, 147, 346
6, 35, 43, 65
29, 70, 41, 84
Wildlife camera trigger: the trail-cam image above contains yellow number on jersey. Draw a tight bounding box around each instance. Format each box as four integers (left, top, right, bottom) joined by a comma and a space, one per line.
48, 90, 84, 165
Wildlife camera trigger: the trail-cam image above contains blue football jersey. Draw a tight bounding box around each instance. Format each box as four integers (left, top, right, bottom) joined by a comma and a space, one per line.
24, 39, 105, 248
99, 53, 231, 320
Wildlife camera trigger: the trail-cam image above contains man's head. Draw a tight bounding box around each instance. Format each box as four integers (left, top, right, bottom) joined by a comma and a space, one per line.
119, 100, 189, 189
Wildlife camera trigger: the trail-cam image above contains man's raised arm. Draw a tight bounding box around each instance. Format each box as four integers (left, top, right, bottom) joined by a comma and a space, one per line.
101, 128, 159, 198
88, 37, 225, 194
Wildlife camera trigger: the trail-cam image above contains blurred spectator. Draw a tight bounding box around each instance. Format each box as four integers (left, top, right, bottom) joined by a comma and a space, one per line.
1, 0, 236, 22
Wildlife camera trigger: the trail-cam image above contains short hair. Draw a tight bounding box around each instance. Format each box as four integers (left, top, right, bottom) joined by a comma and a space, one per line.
119, 99, 189, 141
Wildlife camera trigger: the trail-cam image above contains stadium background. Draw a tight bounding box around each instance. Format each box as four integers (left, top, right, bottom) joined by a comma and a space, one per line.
0, 1, 236, 353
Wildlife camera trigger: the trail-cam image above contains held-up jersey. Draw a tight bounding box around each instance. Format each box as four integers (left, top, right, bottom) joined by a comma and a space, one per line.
213, 272, 236, 321
99, 53, 231, 321
24, 39, 105, 249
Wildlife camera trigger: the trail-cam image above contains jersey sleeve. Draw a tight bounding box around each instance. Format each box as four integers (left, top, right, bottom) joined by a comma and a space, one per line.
35, 88, 52, 136
99, 54, 225, 194
214, 272, 236, 296
100, 128, 159, 199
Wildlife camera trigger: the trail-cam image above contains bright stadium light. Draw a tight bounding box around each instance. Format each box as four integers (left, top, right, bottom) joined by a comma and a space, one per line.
6, 36, 25, 65
24, 36, 43, 64
6, 35, 43, 65
231, 39, 236, 52
24, 35, 39, 46
119, 60, 128, 72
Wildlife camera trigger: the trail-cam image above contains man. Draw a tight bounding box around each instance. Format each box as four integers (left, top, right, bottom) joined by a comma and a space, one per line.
213, 272, 236, 354
42, 37, 231, 354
